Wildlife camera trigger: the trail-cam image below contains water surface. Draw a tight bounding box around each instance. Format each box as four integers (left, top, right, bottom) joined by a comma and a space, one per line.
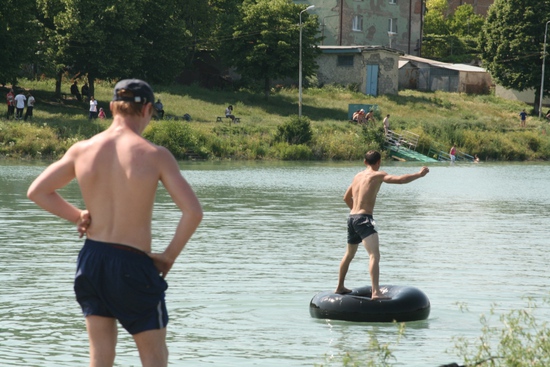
1, 160, 549, 366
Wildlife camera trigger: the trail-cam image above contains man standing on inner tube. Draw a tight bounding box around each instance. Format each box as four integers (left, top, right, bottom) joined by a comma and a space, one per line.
335, 150, 429, 299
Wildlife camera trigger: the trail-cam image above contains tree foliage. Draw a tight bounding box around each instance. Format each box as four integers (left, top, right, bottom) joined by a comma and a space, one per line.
1, 0, 322, 102
423, 0, 485, 63
219, 0, 321, 99
0, 0, 42, 85
479, 0, 550, 113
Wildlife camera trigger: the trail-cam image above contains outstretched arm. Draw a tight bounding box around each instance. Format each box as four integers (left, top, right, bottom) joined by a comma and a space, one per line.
383, 166, 429, 184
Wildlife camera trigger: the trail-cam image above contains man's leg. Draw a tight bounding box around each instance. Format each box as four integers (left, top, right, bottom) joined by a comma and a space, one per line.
335, 244, 359, 294
362, 233, 389, 299
85, 315, 118, 367
133, 328, 168, 367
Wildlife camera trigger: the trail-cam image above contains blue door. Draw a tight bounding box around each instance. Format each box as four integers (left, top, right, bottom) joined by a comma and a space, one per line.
366, 64, 378, 96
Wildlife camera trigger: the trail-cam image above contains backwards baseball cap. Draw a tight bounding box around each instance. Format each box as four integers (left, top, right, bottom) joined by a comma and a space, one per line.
112, 79, 155, 105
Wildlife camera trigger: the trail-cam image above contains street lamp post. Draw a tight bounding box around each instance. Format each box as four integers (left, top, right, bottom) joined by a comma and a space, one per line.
539, 20, 550, 118
299, 5, 315, 118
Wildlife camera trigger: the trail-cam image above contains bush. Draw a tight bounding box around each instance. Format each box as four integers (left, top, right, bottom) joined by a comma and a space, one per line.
270, 142, 313, 160
0, 121, 66, 158
143, 120, 197, 159
274, 115, 312, 145
453, 298, 550, 367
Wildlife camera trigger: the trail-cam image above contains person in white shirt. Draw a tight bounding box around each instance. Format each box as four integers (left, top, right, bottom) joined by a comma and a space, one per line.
14, 91, 26, 120
24, 92, 35, 121
89, 96, 98, 119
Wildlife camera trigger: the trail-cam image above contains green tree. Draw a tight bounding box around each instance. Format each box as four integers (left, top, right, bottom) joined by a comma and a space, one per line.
448, 4, 484, 37
423, 0, 448, 35
423, 1, 485, 63
139, 0, 208, 84
220, 0, 321, 99
0, 0, 42, 85
479, 0, 550, 115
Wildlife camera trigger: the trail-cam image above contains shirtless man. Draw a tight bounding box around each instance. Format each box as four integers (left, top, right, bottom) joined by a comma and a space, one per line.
335, 150, 429, 299
27, 79, 203, 367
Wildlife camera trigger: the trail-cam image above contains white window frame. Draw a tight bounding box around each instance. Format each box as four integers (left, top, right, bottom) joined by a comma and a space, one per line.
352, 15, 363, 32
388, 18, 398, 34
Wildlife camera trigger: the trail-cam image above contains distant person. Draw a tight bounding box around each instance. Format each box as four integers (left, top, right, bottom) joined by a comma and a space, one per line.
474, 154, 480, 163
225, 105, 235, 121
352, 109, 361, 123
155, 99, 164, 119
27, 78, 203, 367
89, 96, 98, 119
519, 109, 527, 128
383, 114, 390, 134
81, 83, 89, 102
335, 150, 429, 299
14, 91, 27, 120
24, 92, 35, 121
365, 110, 375, 124
6, 88, 15, 119
98, 107, 106, 119
356, 109, 366, 124
450, 145, 456, 163
71, 81, 82, 101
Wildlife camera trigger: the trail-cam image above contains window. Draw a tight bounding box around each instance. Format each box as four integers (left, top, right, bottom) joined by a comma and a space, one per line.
337, 55, 354, 67
388, 18, 398, 34
352, 15, 363, 31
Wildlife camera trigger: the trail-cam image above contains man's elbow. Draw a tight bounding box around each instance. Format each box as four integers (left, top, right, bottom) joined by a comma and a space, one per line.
27, 186, 39, 203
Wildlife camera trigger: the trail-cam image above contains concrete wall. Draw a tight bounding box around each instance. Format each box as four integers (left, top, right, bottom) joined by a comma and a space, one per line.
495, 85, 550, 105
316, 48, 399, 95
296, 0, 423, 56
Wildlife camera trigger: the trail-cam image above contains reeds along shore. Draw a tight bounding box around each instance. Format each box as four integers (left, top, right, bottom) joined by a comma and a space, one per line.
1, 79, 549, 161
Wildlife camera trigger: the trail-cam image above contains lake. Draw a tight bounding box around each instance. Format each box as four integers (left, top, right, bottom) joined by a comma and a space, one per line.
1, 160, 549, 366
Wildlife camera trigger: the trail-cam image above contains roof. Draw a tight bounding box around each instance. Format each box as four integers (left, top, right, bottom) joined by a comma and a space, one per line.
399, 55, 487, 73
320, 45, 404, 55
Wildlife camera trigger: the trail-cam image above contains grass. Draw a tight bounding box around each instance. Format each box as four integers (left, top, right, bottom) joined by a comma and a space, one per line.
1, 78, 549, 160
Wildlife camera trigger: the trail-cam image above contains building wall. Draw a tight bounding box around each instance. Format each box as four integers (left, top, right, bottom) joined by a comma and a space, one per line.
316, 48, 399, 95
295, 0, 423, 56
447, 0, 493, 15
495, 85, 550, 106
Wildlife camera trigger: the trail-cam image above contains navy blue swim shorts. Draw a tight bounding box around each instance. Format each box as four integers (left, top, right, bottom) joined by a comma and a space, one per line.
74, 239, 168, 335
347, 214, 377, 245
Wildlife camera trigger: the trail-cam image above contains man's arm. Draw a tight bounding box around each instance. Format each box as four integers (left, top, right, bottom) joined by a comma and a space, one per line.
149, 148, 203, 277
27, 146, 85, 225
383, 166, 429, 184
343, 185, 353, 209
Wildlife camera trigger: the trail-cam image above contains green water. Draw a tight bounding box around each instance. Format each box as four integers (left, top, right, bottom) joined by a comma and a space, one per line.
1, 160, 549, 366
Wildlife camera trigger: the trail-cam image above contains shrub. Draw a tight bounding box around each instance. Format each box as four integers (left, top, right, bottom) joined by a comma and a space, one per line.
453, 298, 550, 367
143, 120, 197, 159
274, 115, 312, 145
270, 142, 313, 160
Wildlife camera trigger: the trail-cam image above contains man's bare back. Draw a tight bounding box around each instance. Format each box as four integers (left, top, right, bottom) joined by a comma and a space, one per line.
73, 124, 169, 252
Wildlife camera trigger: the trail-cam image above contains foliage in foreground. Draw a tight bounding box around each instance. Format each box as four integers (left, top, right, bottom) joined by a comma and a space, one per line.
453, 298, 550, 367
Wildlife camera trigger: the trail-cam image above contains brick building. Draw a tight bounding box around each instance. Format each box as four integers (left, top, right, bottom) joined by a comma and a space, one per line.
447, 0, 494, 15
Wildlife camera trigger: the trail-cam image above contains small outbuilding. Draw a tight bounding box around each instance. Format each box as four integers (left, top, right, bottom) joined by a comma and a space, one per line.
398, 55, 492, 94
316, 46, 403, 96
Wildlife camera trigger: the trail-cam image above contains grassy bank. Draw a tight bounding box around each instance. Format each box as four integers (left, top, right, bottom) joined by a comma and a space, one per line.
1, 78, 549, 161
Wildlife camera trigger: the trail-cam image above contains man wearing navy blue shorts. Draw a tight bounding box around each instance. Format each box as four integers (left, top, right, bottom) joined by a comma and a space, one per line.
335, 150, 429, 299
28, 79, 203, 367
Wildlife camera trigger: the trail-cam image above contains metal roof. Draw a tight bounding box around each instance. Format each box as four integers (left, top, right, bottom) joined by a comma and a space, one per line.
399, 55, 487, 73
